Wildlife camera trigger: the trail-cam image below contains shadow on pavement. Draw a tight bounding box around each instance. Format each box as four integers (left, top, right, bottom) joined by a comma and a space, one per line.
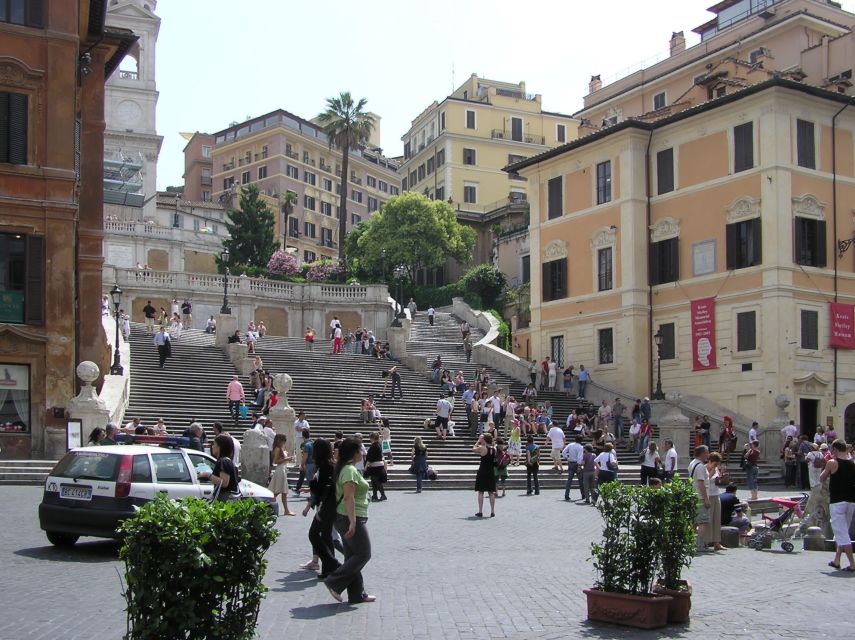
272, 570, 323, 592
290, 603, 354, 619
14, 539, 121, 563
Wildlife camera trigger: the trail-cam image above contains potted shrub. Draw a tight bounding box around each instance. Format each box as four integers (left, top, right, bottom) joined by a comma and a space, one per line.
653, 477, 698, 623
586, 481, 673, 630
120, 495, 279, 640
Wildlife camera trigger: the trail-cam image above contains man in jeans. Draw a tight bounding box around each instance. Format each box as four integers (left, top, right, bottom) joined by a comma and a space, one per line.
688, 445, 711, 551
225, 375, 245, 425
662, 439, 678, 482
577, 365, 590, 399
562, 435, 585, 501
611, 397, 625, 441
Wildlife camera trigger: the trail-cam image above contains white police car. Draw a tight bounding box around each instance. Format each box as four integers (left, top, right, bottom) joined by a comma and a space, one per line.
39, 435, 277, 546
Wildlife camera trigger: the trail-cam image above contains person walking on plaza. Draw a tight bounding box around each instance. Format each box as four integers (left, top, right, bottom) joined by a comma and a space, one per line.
426, 305, 435, 327
546, 421, 565, 473
300, 438, 340, 579
719, 416, 736, 465
706, 452, 726, 551
744, 440, 761, 500
269, 434, 296, 517
473, 433, 497, 516
562, 434, 584, 501
294, 428, 314, 495
580, 444, 596, 504
142, 300, 156, 333
662, 439, 678, 482
688, 445, 711, 551
593, 443, 618, 505
332, 322, 343, 354
640, 441, 661, 486
225, 375, 245, 425
820, 439, 855, 572
525, 434, 541, 496
365, 432, 388, 502
153, 326, 171, 369
577, 365, 590, 399
324, 437, 376, 604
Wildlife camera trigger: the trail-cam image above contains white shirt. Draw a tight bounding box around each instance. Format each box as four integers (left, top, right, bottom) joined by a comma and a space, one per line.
491, 396, 502, 414
806, 451, 824, 488
294, 418, 310, 437
333, 326, 342, 339
562, 441, 584, 464
707, 468, 723, 496
230, 434, 242, 468
427, 307, 435, 316
598, 405, 612, 419
436, 398, 451, 418
748, 427, 758, 443
688, 458, 710, 493
642, 450, 659, 468
262, 426, 276, 449
329, 319, 339, 331
547, 426, 565, 449
782, 424, 797, 439
664, 448, 678, 472
594, 451, 616, 471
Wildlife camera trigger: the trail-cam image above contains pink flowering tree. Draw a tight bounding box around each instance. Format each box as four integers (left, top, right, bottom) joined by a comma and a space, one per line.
267, 250, 300, 277
305, 259, 343, 282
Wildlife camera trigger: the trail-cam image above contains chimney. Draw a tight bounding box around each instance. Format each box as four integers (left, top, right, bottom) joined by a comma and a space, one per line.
589, 75, 602, 93
670, 31, 686, 56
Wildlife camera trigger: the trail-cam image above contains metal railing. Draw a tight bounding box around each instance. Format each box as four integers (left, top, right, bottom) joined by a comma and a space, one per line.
118, 70, 138, 80
490, 130, 545, 145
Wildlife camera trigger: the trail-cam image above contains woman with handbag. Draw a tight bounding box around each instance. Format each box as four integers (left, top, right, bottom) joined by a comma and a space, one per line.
705, 452, 727, 551
199, 434, 240, 500
300, 438, 341, 579
639, 441, 661, 486
365, 432, 388, 502
593, 443, 619, 505
324, 437, 376, 604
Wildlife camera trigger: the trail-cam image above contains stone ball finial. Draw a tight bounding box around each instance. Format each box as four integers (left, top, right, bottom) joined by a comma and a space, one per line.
775, 394, 790, 410
76, 361, 100, 385
273, 373, 293, 394
665, 390, 683, 407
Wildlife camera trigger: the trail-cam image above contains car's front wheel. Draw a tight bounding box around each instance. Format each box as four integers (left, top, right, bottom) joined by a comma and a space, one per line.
46, 531, 79, 547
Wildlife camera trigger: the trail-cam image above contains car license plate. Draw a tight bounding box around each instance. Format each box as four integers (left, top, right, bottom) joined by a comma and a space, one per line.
60, 485, 93, 501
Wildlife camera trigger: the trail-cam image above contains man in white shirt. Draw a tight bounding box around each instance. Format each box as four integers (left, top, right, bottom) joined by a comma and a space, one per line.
427, 306, 435, 327
293, 411, 310, 458
780, 420, 798, 446
490, 391, 503, 428
434, 393, 452, 439
688, 446, 711, 550
798, 443, 832, 538
597, 400, 612, 432
124, 417, 142, 433
546, 424, 566, 472
213, 422, 241, 469
662, 439, 678, 482
748, 421, 759, 444
562, 434, 585, 501
261, 418, 276, 450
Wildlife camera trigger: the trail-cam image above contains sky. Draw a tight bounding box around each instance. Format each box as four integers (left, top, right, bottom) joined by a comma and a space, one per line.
153, 0, 855, 190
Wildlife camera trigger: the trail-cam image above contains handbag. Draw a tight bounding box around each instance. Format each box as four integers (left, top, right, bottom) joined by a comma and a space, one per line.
239, 403, 248, 418
408, 462, 418, 475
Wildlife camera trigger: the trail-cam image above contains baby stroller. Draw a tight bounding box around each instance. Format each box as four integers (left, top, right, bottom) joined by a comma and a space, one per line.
750, 494, 808, 553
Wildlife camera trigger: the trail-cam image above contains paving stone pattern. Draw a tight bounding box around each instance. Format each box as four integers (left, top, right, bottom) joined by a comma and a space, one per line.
1, 486, 852, 640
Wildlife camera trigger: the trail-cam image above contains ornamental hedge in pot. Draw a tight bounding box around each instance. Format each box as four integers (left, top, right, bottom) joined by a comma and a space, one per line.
119, 495, 279, 640
653, 476, 698, 623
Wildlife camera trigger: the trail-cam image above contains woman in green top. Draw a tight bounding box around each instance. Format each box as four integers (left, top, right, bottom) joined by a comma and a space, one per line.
324, 437, 376, 604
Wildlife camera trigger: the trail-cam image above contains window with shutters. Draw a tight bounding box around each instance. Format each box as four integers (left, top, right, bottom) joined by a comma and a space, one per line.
0, 92, 29, 165
598, 328, 614, 365
596, 160, 612, 204
796, 119, 815, 169
437, 149, 446, 166
321, 228, 333, 248
649, 237, 679, 285
436, 186, 444, 201
736, 311, 757, 352
440, 112, 446, 131
1, 0, 44, 27
303, 195, 315, 211
800, 309, 819, 350
521, 255, 530, 284
427, 157, 434, 174
653, 92, 666, 110
0, 232, 42, 325
241, 171, 250, 184
304, 222, 316, 238
726, 218, 762, 269
658, 323, 675, 360
351, 190, 363, 204
733, 122, 754, 173
257, 166, 267, 180
367, 197, 378, 213
304, 171, 316, 186
556, 124, 566, 143
320, 201, 332, 216
464, 183, 477, 204
794, 217, 826, 267
286, 165, 299, 179
656, 148, 674, 194
542, 259, 567, 302
597, 247, 613, 291
322, 178, 332, 191
288, 217, 299, 238
351, 213, 362, 226
417, 164, 425, 181
547, 176, 563, 220
465, 110, 476, 129
463, 148, 476, 165
304, 250, 316, 263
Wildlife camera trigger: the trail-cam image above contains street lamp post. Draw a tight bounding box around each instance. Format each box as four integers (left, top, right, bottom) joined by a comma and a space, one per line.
109, 284, 123, 375
395, 266, 406, 320
652, 329, 665, 400
220, 248, 231, 314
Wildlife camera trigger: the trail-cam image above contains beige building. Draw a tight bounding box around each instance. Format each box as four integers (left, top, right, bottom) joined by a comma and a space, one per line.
400, 74, 578, 283
211, 110, 400, 265
182, 132, 214, 202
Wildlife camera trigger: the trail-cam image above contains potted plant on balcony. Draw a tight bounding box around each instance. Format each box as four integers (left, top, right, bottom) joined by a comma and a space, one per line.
586, 481, 673, 630
653, 477, 698, 623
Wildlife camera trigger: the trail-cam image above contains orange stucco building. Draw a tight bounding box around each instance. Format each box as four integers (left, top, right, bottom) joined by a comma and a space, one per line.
0, 0, 134, 457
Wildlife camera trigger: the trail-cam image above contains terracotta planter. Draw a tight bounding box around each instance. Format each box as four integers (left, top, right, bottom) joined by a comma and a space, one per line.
584, 588, 673, 630
653, 579, 692, 623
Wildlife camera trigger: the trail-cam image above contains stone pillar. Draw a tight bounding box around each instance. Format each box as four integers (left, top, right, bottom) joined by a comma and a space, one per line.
226, 343, 253, 373
269, 373, 296, 457
653, 391, 691, 467
67, 362, 111, 447
44, 427, 68, 460
215, 313, 238, 348
760, 394, 790, 462
241, 428, 270, 486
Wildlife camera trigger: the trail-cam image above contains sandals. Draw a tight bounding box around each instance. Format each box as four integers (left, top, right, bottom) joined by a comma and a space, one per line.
828, 561, 841, 570
300, 561, 320, 571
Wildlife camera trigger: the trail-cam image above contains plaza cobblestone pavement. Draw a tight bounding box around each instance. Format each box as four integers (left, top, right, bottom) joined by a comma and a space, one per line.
1, 485, 853, 639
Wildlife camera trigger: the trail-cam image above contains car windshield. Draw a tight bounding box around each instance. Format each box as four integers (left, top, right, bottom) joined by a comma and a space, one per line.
52, 451, 120, 481
187, 453, 215, 481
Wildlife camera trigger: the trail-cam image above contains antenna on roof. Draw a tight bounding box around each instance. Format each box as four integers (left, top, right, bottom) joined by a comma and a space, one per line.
451, 63, 455, 92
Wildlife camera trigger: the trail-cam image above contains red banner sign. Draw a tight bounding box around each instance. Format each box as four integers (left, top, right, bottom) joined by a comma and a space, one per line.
691, 297, 717, 371
830, 302, 855, 349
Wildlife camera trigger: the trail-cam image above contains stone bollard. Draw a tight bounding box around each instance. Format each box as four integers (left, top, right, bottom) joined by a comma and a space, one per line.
241, 428, 270, 486
803, 526, 827, 552
720, 526, 740, 549
44, 427, 68, 460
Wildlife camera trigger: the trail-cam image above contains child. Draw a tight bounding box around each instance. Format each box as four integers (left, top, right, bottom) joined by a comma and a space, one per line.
494, 437, 510, 497
508, 420, 522, 466
268, 434, 296, 516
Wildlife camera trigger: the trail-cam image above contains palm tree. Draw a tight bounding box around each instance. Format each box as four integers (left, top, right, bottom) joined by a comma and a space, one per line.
280, 190, 298, 245
317, 92, 375, 267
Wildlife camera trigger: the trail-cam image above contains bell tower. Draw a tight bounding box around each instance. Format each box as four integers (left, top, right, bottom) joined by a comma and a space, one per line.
104, 0, 163, 220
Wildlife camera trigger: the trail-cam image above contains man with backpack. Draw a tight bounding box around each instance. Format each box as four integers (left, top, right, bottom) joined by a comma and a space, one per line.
142, 300, 156, 333
525, 435, 540, 495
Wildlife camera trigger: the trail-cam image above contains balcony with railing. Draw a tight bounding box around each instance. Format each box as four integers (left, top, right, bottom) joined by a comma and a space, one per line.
254, 151, 269, 161
320, 161, 331, 172
222, 161, 235, 171
350, 176, 362, 185
303, 156, 315, 166
118, 70, 138, 80
201, 176, 213, 186
285, 150, 299, 160
490, 130, 545, 145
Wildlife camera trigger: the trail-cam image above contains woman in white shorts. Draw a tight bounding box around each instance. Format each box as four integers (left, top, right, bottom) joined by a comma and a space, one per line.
820, 439, 855, 572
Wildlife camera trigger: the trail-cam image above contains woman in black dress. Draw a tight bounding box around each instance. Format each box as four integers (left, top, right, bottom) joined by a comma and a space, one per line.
300, 438, 341, 579
472, 433, 497, 518
364, 432, 388, 501
199, 434, 240, 500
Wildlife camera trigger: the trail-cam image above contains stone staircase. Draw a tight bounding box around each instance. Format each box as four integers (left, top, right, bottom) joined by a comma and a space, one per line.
1, 310, 782, 489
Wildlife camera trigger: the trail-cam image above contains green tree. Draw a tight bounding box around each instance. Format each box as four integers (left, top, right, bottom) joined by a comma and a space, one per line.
220, 185, 278, 273
316, 92, 376, 266
349, 192, 475, 284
